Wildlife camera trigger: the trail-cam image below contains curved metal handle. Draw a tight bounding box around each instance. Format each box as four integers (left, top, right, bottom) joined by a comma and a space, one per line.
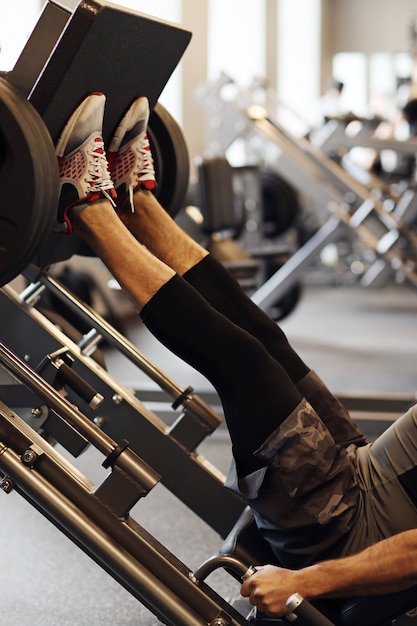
190, 554, 257, 584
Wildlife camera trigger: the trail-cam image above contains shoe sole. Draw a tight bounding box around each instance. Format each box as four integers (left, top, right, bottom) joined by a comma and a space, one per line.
55, 92, 106, 158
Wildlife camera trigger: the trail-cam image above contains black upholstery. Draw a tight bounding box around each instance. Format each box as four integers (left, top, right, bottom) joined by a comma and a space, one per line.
198, 157, 242, 234
196, 157, 260, 286
341, 587, 417, 626
8, 0, 191, 145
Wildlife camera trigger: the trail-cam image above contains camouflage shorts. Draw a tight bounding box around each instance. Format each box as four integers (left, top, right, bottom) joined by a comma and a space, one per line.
226, 400, 417, 568
225, 398, 361, 568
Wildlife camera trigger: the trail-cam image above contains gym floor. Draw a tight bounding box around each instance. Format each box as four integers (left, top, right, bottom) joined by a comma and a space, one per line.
1, 281, 417, 625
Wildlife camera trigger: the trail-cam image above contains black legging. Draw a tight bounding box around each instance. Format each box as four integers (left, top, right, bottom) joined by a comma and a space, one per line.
140, 274, 302, 476
184, 255, 309, 384
184, 255, 367, 450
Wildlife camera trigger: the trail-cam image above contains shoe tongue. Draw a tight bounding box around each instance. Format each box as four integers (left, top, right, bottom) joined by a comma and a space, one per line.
107, 151, 117, 170
92, 136, 104, 152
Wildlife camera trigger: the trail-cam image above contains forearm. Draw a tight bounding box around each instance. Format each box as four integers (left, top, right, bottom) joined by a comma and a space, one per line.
297, 530, 417, 600
241, 530, 417, 616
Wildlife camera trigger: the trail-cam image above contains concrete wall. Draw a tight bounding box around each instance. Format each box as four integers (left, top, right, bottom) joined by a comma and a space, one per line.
329, 0, 417, 54
181, 1, 208, 173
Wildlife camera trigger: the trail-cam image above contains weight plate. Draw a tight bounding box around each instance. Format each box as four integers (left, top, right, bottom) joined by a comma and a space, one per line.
0, 78, 59, 286
148, 102, 190, 218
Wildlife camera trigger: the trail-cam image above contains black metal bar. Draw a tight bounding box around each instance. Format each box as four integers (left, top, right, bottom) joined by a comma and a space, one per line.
35, 273, 222, 431
0, 286, 245, 537
0, 409, 248, 626
0, 341, 114, 456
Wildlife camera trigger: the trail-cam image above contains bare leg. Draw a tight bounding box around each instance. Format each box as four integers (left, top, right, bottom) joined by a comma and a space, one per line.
72, 200, 174, 309
120, 189, 208, 275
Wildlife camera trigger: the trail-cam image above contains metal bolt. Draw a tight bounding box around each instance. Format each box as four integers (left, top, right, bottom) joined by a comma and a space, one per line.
344, 191, 356, 205
0, 477, 14, 493
112, 394, 123, 406
93, 416, 105, 428
22, 449, 38, 466
31, 407, 43, 418
211, 619, 227, 626
246, 218, 258, 232
245, 199, 256, 212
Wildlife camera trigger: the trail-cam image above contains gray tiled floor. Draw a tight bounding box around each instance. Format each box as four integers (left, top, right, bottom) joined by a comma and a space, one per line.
1, 283, 417, 625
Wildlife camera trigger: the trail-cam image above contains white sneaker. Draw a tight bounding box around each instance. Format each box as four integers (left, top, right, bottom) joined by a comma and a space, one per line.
108, 96, 156, 212
55, 92, 116, 234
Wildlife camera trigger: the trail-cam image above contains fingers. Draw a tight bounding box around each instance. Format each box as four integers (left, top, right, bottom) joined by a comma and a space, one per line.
240, 565, 265, 597
240, 565, 289, 617
240, 567, 272, 612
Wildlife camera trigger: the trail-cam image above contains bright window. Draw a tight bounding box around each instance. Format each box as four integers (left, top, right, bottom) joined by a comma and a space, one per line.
332, 53, 368, 116
0, 1, 41, 70
333, 51, 414, 119
207, 0, 266, 86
